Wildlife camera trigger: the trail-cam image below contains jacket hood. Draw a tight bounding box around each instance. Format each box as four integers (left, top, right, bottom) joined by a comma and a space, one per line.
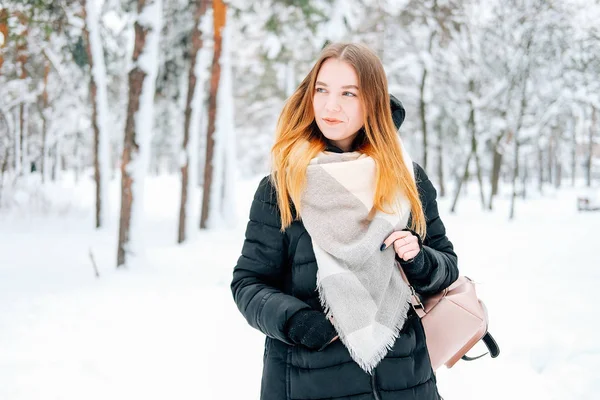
390, 94, 406, 130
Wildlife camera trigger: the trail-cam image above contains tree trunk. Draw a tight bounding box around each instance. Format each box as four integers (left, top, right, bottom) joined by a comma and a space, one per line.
488, 128, 508, 209
0, 8, 8, 73
588, 106, 597, 187
492, 136, 505, 196
40, 57, 50, 183
509, 133, 519, 220
19, 103, 28, 175
0, 145, 9, 207
418, 33, 435, 170
82, 0, 101, 228
0, 143, 8, 176
200, 0, 226, 229
16, 12, 28, 176
117, 0, 159, 267
91, 72, 101, 226
466, 80, 485, 209
552, 127, 562, 189
537, 140, 544, 194
547, 137, 553, 187
474, 150, 485, 209
13, 108, 19, 172
217, 16, 236, 227
178, 0, 208, 243
450, 152, 472, 213
488, 145, 503, 210
74, 132, 82, 183
82, 0, 111, 229
521, 154, 528, 199
555, 161, 562, 189
509, 67, 530, 219
51, 142, 58, 181
571, 118, 576, 187
419, 68, 428, 170
436, 138, 445, 197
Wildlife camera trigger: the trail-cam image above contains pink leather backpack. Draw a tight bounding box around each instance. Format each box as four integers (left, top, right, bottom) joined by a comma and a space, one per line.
399, 269, 500, 371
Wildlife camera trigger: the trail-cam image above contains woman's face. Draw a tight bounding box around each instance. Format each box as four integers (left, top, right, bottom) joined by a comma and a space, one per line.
313, 58, 365, 152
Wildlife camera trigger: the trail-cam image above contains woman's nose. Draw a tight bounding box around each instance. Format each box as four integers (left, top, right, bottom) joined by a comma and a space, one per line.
325, 96, 341, 112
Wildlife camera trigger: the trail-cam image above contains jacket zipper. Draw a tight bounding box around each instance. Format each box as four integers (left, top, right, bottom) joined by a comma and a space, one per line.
371, 369, 381, 400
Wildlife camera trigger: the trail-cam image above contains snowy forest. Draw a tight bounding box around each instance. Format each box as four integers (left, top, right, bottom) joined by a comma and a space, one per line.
1, 0, 599, 264
1, 0, 599, 398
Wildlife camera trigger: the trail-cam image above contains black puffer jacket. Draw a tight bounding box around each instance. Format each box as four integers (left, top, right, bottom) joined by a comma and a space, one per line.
231, 97, 458, 400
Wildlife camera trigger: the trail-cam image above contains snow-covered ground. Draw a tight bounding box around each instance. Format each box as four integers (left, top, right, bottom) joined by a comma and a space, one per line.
1, 172, 598, 400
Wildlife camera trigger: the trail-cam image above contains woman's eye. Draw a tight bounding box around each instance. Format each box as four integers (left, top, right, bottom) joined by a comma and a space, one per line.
315, 87, 327, 93
343, 91, 357, 97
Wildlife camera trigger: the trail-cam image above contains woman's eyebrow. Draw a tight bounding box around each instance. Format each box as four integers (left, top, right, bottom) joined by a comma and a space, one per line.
315, 81, 359, 90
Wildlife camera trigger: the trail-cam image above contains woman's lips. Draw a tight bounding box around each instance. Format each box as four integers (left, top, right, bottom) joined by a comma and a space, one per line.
323, 118, 343, 125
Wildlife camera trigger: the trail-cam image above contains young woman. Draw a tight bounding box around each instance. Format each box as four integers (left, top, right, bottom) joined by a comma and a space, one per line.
231, 42, 458, 400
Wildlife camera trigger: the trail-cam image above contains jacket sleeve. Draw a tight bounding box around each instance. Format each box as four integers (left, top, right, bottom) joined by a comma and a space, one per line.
401, 163, 459, 295
230, 176, 312, 345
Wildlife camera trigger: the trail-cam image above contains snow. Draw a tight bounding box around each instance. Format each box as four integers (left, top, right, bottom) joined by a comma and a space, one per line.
1, 0, 599, 397
1, 172, 598, 400
263, 33, 282, 60
285, 60, 296, 97
322, 0, 347, 42
102, 9, 128, 34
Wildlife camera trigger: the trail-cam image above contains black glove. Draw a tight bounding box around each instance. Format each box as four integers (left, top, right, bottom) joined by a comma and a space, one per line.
399, 247, 425, 274
284, 310, 338, 351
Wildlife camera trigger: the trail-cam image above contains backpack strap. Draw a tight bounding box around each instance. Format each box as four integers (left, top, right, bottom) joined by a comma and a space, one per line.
461, 332, 500, 361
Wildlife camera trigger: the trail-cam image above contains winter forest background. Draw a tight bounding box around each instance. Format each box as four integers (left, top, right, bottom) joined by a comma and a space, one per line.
1, 0, 599, 399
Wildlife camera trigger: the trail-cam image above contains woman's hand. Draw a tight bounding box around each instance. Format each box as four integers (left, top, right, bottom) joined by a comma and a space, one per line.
381, 230, 421, 262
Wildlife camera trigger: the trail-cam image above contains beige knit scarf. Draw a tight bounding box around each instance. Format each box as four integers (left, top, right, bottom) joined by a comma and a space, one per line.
300, 143, 415, 374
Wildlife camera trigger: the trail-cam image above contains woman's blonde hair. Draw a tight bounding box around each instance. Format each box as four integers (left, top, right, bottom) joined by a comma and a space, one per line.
270, 42, 426, 238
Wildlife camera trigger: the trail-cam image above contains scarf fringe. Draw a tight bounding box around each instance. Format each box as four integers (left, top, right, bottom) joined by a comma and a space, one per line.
317, 275, 412, 375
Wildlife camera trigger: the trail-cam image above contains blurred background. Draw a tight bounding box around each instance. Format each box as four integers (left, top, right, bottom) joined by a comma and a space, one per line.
0, 0, 599, 399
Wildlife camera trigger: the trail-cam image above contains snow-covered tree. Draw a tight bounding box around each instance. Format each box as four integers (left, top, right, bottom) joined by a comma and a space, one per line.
82, 0, 111, 228
117, 0, 162, 267
200, 0, 227, 230
2, 0, 599, 223
178, 0, 209, 243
